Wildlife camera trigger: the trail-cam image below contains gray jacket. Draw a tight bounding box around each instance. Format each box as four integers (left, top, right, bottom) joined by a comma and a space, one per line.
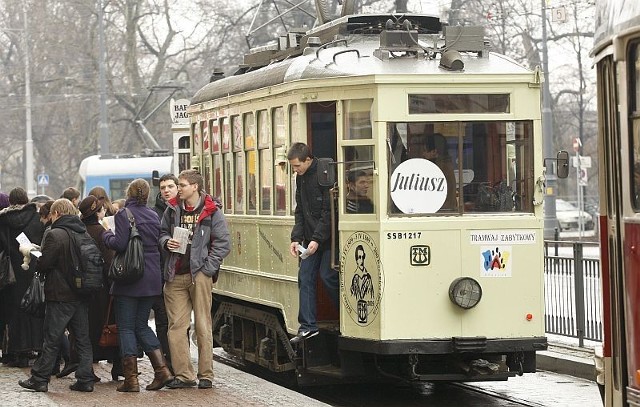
159, 193, 230, 282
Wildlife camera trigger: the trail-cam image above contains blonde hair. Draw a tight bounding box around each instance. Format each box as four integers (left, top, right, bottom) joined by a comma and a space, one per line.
50, 198, 78, 217
126, 178, 150, 205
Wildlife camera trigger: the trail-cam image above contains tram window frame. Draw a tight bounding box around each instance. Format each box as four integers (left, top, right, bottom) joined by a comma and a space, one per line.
245, 112, 257, 214
212, 117, 220, 154
629, 41, 640, 211
408, 94, 510, 114
386, 121, 534, 215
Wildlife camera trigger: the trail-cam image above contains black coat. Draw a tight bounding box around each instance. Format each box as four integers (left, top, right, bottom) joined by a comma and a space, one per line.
0, 203, 45, 354
37, 214, 86, 303
290, 159, 333, 251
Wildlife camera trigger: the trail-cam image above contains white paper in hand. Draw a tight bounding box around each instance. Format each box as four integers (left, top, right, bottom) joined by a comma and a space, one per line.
102, 216, 116, 232
171, 227, 189, 254
297, 245, 310, 259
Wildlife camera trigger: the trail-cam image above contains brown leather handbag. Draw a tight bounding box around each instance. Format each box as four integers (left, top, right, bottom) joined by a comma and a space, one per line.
98, 297, 118, 348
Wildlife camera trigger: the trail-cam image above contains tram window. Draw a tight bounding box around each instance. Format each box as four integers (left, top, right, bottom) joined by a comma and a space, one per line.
212, 119, 220, 153
258, 110, 269, 148
245, 113, 257, 214
221, 118, 230, 152
192, 122, 201, 156
273, 107, 285, 147
344, 99, 373, 140
408, 94, 510, 114
224, 153, 233, 212
387, 121, 533, 214
232, 116, 242, 152
275, 161, 287, 214
290, 104, 301, 143
235, 152, 245, 214
260, 149, 272, 213
273, 107, 287, 215
344, 146, 375, 214
213, 154, 222, 199
202, 121, 210, 153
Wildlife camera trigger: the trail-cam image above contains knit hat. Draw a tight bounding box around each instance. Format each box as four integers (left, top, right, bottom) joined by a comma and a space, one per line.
79, 195, 102, 219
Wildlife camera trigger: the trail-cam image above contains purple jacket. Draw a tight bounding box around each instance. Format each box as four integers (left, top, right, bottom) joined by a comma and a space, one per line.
102, 198, 162, 297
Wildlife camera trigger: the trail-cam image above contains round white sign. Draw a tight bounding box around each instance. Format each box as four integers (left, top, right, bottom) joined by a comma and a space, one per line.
390, 158, 447, 214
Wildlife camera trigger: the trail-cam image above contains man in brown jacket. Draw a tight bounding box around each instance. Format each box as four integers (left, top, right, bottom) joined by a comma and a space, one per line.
18, 199, 96, 393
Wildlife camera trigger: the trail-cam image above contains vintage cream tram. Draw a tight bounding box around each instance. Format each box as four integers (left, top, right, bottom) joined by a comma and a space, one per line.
592, 1, 640, 406
187, 13, 555, 384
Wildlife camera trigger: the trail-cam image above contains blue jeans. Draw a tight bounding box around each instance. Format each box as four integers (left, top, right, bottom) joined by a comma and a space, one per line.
32, 301, 93, 383
114, 295, 161, 357
297, 249, 339, 332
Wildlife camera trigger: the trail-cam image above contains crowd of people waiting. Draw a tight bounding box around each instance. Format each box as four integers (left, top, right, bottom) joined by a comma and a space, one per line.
0, 169, 230, 393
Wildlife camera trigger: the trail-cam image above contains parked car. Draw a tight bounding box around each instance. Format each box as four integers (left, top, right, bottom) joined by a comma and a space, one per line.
555, 199, 595, 231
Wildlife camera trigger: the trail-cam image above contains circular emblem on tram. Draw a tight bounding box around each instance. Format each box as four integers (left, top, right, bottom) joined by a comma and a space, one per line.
390, 158, 447, 213
340, 232, 383, 327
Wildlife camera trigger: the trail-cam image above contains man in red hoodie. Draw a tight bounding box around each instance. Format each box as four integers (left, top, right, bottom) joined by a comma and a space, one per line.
159, 169, 230, 389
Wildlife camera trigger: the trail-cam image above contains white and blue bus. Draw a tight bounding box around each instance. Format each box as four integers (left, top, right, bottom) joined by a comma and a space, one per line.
77, 154, 173, 201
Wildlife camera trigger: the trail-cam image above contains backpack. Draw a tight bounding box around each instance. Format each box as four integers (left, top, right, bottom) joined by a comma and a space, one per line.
65, 230, 105, 296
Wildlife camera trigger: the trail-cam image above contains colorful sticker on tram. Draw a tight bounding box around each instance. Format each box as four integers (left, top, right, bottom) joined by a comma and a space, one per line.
340, 232, 383, 327
479, 246, 512, 277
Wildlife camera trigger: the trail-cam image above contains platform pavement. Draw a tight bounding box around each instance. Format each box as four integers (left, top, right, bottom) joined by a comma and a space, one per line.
0, 337, 596, 407
0, 357, 331, 407
537, 338, 597, 382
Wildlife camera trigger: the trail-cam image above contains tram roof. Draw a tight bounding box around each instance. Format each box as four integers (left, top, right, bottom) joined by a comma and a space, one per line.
592, 0, 640, 55
191, 14, 533, 106
78, 154, 172, 180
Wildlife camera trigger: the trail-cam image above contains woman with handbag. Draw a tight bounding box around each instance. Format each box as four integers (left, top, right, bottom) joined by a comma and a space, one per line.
79, 196, 122, 381
102, 179, 172, 392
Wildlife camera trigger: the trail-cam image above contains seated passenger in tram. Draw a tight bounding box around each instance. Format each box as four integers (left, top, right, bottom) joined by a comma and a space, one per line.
346, 169, 374, 214
422, 133, 457, 210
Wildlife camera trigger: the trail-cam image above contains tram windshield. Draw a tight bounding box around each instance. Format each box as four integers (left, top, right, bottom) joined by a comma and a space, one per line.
387, 121, 534, 215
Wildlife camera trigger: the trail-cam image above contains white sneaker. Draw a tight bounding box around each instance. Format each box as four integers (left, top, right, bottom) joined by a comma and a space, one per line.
290, 330, 319, 344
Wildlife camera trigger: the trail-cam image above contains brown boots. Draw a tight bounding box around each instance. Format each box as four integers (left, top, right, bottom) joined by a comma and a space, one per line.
116, 356, 139, 392
145, 348, 173, 391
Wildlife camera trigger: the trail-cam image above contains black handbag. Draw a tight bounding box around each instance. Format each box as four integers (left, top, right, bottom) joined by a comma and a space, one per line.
20, 271, 45, 318
0, 249, 16, 291
108, 208, 144, 284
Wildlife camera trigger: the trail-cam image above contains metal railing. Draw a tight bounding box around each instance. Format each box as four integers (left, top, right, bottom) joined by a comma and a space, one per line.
543, 240, 602, 346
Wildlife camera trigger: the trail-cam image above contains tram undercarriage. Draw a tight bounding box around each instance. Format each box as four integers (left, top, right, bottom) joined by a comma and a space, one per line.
211, 296, 545, 386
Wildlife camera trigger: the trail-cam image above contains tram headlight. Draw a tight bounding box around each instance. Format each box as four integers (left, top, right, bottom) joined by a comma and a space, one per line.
448, 277, 482, 309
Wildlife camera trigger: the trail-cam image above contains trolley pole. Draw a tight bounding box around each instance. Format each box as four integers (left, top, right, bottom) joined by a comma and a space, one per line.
541, 0, 558, 240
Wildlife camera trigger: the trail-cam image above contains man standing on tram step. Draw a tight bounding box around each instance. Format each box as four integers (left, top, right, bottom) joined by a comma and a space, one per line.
18, 198, 96, 393
160, 169, 230, 389
152, 173, 179, 374
287, 142, 339, 344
